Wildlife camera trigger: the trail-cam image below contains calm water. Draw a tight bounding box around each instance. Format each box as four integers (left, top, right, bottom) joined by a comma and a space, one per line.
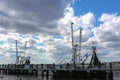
0, 71, 119, 80
0, 75, 111, 80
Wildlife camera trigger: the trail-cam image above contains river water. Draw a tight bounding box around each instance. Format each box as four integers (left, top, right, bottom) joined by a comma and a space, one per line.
0, 71, 120, 80
0, 75, 111, 80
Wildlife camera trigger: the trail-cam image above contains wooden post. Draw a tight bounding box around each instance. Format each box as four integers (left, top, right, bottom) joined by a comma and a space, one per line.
53, 63, 55, 69
46, 70, 49, 77
36, 64, 38, 69
42, 71, 44, 77
82, 62, 84, 69
35, 70, 38, 76
67, 63, 69, 70
109, 63, 112, 69
41, 64, 43, 69
2, 64, 4, 68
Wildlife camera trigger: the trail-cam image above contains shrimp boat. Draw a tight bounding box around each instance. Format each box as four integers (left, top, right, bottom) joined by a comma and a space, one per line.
52, 23, 113, 79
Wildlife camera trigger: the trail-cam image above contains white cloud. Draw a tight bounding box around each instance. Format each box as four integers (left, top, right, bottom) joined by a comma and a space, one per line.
99, 13, 118, 22
93, 13, 120, 47
58, 7, 95, 44
0, 0, 119, 64
92, 13, 120, 62
80, 12, 95, 28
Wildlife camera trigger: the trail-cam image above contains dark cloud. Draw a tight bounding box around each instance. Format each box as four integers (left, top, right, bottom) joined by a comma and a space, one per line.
0, 0, 69, 35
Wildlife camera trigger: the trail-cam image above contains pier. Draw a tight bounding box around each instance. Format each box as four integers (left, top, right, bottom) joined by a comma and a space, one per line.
0, 62, 120, 79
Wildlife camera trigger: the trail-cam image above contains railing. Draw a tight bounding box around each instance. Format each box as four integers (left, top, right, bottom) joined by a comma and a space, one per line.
0, 62, 120, 71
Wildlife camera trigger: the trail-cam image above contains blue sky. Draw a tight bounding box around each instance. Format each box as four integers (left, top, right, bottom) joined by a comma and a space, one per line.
0, 0, 120, 64
72, 0, 120, 28
72, 0, 120, 16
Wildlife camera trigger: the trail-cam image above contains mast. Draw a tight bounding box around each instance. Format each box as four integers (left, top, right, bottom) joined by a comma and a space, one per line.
24, 41, 27, 58
16, 40, 18, 64
79, 29, 82, 63
71, 22, 76, 66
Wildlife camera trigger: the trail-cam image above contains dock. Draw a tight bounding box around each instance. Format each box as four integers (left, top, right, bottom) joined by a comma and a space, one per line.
0, 63, 120, 80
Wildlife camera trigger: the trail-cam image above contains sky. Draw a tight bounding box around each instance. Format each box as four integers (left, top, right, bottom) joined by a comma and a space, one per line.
0, 0, 120, 64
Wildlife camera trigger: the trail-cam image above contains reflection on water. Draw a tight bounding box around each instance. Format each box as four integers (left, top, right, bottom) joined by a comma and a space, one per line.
0, 74, 115, 80
52, 78, 108, 80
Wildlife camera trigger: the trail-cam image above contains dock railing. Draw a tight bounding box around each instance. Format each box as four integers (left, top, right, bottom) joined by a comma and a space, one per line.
0, 62, 120, 71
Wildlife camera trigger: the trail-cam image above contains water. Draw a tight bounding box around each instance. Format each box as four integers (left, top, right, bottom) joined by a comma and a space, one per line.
0, 75, 117, 80
113, 71, 120, 80
0, 75, 109, 80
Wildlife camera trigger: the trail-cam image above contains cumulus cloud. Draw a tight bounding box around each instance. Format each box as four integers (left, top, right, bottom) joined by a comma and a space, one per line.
80, 12, 95, 28
0, 0, 119, 64
91, 13, 120, 62
93, 13, 120, 48
58, 7, 95, 44
0, 6, 96, 64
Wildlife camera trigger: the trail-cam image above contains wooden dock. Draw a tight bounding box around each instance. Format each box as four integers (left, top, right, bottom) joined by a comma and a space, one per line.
0, 63, 119, 80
